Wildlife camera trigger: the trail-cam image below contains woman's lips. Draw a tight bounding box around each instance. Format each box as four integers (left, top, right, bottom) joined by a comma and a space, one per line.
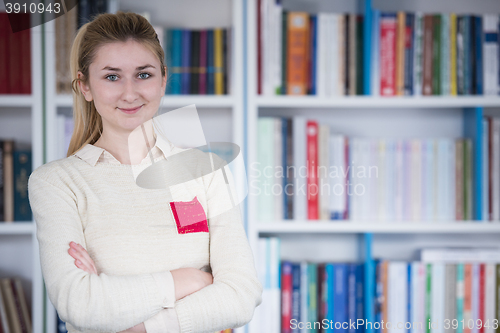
119, 105, 143, 114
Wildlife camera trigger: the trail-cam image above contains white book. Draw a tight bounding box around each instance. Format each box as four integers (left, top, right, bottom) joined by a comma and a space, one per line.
330, 135, 347, 219
411, 262, 426, 333
274, 118, 283, 221
422, 139, 434, 222
152, 25, 164, 50
56, 114, 66, 160
431, 263, 445, 333
389, 262, 408, 333
257, 118, 275, 222
385, 139, 395, 221
394, 140, 404, 221
437, 139, 449, 221
421, 248, 500, 262
64, 116, 74, 158
493, 119, 500, 220
318, 125, 330, 220
369, 140, 379, 221
483, 15, 500, 96
272, 3, 282, 95
483, 119, 489, 220
349, 138, 360, 221
484, 264, 497, 333
411, 140, 422, 221
269, 237, 281, 333
377, 139, 387, 221
413, 13, 424, 96
293, 117, 307, 221
331, 14, 340, 96
316, 13, 329, 97
447, 139, 456, 221
250, 238, 268, 333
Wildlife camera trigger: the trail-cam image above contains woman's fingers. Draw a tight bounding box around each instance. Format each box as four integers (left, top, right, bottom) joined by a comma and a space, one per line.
68, 242, 98, 275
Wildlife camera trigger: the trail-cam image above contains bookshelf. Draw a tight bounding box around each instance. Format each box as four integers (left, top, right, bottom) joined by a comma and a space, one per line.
245, 0, 500, 332
0, 2, 45, 332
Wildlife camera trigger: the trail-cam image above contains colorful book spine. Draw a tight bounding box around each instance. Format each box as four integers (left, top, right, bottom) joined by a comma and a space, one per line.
286, 12, 309, 95
214, 28, 224, 95
306, 120, 319, 220
380, 13, 397, 96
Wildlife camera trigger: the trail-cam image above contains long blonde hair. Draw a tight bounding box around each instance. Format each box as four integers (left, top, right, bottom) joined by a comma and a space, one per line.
68, 11, 167, 157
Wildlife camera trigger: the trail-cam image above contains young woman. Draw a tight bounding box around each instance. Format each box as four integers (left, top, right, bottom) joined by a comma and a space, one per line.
28, 11, 262, 333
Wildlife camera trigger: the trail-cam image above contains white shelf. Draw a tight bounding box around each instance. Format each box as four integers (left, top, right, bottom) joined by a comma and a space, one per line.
255, 96, 500, 108
254, 221, 500, 234
0, 222, 34, 235
0, 95, 33, 108
55, 94, 236, 108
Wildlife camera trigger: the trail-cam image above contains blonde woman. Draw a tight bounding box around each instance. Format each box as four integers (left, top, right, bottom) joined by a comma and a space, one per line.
28, 11, 262, 333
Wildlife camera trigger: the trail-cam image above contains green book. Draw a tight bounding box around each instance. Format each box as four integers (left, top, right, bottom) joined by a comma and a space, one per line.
426, 263, 432, 333
279, 10, 288, 95
308, 263, 318, 333
456, 263, 464, 333
432, 15, 442, 95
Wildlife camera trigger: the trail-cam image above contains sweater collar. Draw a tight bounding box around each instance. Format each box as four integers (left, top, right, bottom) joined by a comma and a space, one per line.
72, 127, 174, 167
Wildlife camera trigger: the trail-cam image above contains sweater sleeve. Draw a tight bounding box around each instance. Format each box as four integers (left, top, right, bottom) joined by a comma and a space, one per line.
28, 172, 176, 332
173, 156, 263, 333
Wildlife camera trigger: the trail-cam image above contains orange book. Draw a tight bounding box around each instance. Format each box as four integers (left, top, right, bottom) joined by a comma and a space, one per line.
381, 261, 389, 333
286, 12, 309, 95
463, 264, 472, 333
396, 12, 406, 96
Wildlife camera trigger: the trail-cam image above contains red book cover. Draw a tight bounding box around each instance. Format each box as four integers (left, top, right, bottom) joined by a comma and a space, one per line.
281, 261, 293, 333
380, 14, 397, 96
307, 120, 318, 219
0, 12, 10, 94
20, 13, 31, 94
464, 264, 472, 333
479, 264, 485, 333
257, 0, 262, 95
8, 16, 22, 94
198, 30, 207, 95
169, 196, 209, 234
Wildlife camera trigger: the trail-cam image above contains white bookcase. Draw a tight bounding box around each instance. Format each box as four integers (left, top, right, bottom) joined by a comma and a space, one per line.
0, 2, 45, 332
244, 0, 500, 331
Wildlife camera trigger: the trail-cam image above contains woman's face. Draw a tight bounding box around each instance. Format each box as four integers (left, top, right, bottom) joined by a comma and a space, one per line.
78, 39, 167, 135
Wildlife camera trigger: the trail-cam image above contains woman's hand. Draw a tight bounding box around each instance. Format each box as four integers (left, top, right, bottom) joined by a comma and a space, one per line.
68, 241, 98, 275
170, 267, 213, 300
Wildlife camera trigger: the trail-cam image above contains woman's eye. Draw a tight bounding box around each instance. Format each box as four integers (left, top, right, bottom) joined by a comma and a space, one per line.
139, 72, 151, 79
106, 74, 118, 81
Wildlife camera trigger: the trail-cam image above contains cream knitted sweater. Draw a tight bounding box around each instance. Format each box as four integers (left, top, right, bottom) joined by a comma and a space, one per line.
27, 136, 262, 333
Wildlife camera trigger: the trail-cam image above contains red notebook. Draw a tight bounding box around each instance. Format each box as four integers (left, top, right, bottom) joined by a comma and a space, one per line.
169, 196, 209, 234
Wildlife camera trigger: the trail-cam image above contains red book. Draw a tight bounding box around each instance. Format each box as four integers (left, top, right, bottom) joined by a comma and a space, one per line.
169, 196, 209, 234
307, 120, 318, 219
0, 12, 10, 94
257, 0, 262, 95
380, 13, 397, 96
8, 15, 22, 94
19, 13, 30, 94
479, 264, 485, 333
199, 30, 207, 95
281, 261, 293, 333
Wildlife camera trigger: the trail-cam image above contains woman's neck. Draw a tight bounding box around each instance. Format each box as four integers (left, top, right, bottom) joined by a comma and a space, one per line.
94, 121, 156, 165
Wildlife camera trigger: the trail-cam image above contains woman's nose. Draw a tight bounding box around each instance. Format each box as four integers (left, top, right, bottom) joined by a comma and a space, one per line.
121, 78, 140, 102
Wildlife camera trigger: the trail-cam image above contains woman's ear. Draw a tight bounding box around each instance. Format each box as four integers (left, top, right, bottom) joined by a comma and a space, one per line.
77, 71, 93, 102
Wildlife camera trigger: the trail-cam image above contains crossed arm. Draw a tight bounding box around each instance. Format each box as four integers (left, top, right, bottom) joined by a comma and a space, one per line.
67, 241, 213, 332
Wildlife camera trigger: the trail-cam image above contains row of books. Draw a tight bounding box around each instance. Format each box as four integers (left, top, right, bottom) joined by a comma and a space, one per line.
0, 277, 32, 333
0, 140, 32, 222
256, 117, 477, 222
254, 238, 500, 333
55, 6, 231, 95
372, 13, 500, 96
0, 12, 31, 95
257, 1, 500, 97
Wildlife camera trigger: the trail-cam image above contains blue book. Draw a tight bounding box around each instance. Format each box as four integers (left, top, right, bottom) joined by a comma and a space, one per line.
405, 13, 415, 95
333, 263, 348, 333
474, 16, 483, 95
292, 263, 301, 333
309, 15, 318, 95
181, 29, 191, 94
355, 264, 364, 333
326, 263, 335, 333
13, 150, 32, 221
371, 10, 381, 96
347, 264, 357, 333
169, 29, 183, 94
464, 16, 471, 95
207, 30, 215, 95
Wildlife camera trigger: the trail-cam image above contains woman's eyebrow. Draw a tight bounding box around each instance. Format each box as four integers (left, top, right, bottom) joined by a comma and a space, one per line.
101, 64, 156, 71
